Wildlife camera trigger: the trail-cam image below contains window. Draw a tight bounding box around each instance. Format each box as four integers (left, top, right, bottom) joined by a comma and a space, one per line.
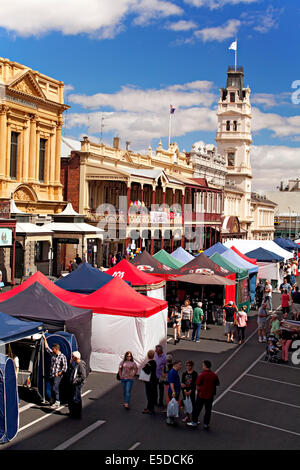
226, 121, 230, 131
233, 121, 238, 131
10, 132, 19, 179
39, 138, 47, 182
230, 92, 235, 103
227, 152, 235, 167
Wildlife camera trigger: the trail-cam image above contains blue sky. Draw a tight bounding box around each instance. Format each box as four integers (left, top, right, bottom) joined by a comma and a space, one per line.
1, 0, 300, 191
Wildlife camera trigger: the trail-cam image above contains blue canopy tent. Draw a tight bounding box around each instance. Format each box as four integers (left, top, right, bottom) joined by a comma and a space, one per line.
0, 312, 43, 347
0, 354, 18, 444
204, 242, 228, 257
171, 247, 194, 264
274, 237, 299, 252
221, 249, 258, 304
245, 247, 284, 263
55, 262, 114, 294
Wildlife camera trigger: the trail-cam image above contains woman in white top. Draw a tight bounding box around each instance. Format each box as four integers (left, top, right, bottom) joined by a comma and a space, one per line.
181, 300, 193, 340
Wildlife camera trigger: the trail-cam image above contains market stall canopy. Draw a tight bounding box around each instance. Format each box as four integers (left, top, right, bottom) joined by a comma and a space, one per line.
171, 247, 194, 264
203, 242, 228, 257
274, 237, 300, 252
171, 252, 234, 278
0, 271, 85, 303
223, 239, 294, 260
55, 262, 114, 294
210, 252, 248, 280
153, 249, 185, 269
245, 247, 284, 263
0, 282, 92, 368
131, 250, 174, 278
106, 259, 165, 289
0, 312, 43, 345
168, 273, 236, 286
221, 249, 258, 275
73, 276, 168, 317
230, 246, 257, 265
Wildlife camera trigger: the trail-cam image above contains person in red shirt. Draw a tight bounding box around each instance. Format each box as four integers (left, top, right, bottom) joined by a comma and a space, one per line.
187, 360, 220, 430
281, 289, 290, 317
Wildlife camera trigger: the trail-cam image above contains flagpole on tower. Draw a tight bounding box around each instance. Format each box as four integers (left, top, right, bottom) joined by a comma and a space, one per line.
235, 38, 237, 71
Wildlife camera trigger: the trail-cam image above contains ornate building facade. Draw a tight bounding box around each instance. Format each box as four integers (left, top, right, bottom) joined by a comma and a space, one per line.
0, 57, 68, 213
61, 136, 223, 264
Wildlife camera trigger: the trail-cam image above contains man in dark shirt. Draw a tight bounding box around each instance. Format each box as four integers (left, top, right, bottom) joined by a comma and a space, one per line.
187, 360, 220, 430
223, 301, 238, 343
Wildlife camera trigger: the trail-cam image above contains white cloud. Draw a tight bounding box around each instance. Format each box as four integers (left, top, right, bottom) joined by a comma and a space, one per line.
193, 19, 240, 42
69, 80, 216, 112
0, 0, 182, 38
251, 145, 300, 192
166, 20, 197, 31
252, 107, 300, 139
184, 0, 258, 10
241, 6, 283, 34
66, 79, 218, 147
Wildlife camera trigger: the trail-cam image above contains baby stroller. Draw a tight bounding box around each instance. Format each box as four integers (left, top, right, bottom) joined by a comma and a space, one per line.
264, 334, 281, 363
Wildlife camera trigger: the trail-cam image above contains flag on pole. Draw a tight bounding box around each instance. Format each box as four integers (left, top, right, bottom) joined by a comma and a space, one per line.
170, 105, 176, 114
229, 41, 237, 51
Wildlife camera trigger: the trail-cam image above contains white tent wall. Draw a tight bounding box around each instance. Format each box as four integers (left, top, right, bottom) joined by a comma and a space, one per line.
90, 309, 168, 373
146, 287, 165, 300
224, 240, 294, 261
257, 262, 281, 292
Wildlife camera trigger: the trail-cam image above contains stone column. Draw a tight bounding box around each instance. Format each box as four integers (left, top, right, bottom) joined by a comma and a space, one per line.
35, 123, 40, 182
22, 116, 30, 182
28, 114, 37, 182
55, 121, 62, 184
5, 117, 11, 179
0, 105, 8, 178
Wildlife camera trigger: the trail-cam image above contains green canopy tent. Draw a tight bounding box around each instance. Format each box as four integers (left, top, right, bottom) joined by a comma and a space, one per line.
210, 252, 250, 311
153, 250, 185, 270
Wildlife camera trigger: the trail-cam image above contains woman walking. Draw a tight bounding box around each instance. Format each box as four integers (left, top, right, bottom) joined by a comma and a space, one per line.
236, 305, 248, 345
142, 350, 157, 415
181, 300, 193, 340
170, 305, 182, 345
118, 351, 138, 410
181, 360, 198, 423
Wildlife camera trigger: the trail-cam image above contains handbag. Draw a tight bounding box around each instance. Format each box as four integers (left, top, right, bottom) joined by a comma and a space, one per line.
183, 396, 193, 415
167, 398, 179, 418
117, 362, 123, 381
139, 368, 150, 382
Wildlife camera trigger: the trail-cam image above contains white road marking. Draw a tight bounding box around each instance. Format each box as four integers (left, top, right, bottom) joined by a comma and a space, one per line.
128, 442, 141, 450
18, 390, 92, 433
19, 403, 35, 413
214, 351, 265, 406
246, 374, 300, 388
259, 361, 300, 371
213, 410, 300, 438
229, 389, 300, 409
215, 327, 258, 374
54, 420, 106, 450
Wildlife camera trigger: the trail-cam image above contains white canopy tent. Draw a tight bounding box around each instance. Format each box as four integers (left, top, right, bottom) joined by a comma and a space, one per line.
223, 239, 293, 261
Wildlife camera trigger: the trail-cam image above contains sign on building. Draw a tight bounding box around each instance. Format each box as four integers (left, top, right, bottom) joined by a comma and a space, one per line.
0, 229, 12, 247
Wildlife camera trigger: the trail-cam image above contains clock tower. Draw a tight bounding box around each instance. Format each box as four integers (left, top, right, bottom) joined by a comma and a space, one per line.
216, 66, 253, 235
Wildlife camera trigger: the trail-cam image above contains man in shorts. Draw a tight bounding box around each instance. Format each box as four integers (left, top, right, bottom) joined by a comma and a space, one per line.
223, 301, 238, 343
257, 302, 268, 343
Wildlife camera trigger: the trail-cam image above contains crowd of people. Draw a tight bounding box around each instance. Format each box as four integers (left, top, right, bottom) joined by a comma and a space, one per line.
117, 345, 220, 430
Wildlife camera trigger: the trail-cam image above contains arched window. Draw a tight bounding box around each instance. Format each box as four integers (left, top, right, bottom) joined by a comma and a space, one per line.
226, 121, 230, 131
227, 152, 235, 167
230, 92, 235, 103
233, 121, 238, 131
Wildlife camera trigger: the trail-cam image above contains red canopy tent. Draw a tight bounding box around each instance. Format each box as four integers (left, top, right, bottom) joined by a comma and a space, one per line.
106, 259, 165, 299
71, 277, 168, 374
231, 246, 257, 265
0, 271, 85, 304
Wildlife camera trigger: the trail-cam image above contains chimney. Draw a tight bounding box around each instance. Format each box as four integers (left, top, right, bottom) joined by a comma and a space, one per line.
113, 137, 120, 149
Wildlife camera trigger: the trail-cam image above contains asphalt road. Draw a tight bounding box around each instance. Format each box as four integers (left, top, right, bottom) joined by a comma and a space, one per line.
2, 292, 300, 451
